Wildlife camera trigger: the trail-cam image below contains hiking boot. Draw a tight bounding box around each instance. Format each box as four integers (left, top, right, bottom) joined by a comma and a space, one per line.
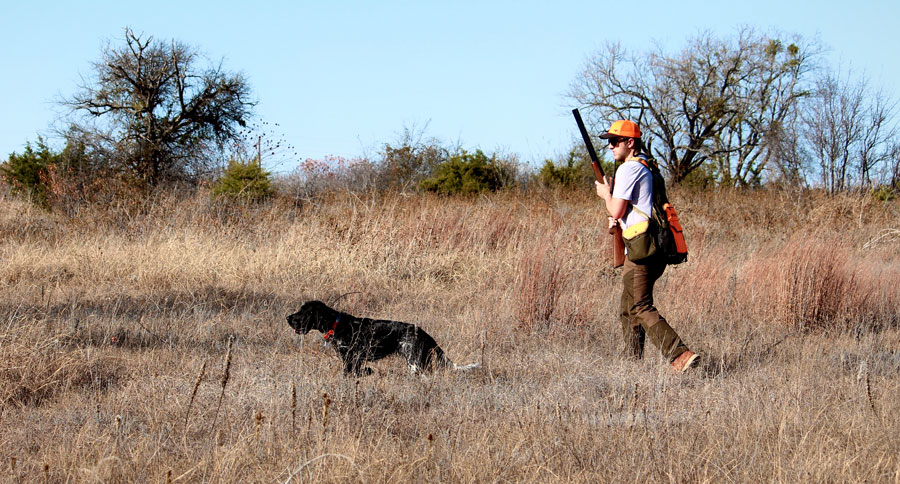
671, 350, 699, 373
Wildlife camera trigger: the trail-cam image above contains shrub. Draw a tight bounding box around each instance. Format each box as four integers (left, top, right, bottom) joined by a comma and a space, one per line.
535, 149, 592, 188
679, 160, 719, 190
0, 138, 59, 208
872, 185, 897, 201
277, 155, 379, 200
378, 127, 447, 190
212, 159, 274, 202
420, 149, 514, 195
1, 135, 126, 213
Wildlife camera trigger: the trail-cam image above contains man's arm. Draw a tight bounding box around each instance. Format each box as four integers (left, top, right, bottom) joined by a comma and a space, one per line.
595, 177, 628, 219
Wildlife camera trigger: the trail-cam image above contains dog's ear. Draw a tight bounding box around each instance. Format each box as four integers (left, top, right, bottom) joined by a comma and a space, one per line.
304, 300, 329, 315
297, 301, 317, 315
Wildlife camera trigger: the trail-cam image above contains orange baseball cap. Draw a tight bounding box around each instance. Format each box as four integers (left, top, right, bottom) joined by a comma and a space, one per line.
598, 120, 641, 139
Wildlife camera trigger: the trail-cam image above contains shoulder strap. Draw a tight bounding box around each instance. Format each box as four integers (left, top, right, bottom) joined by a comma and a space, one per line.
633, 156, 653, 172
634, 154, 671, 205
626, 155, 653, 221
631, 205, 650, 220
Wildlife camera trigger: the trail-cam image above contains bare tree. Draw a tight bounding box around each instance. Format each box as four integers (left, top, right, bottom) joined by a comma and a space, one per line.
63, 28, 255, 187
802, 70, 864, 193
858, 88, 898, 188
764, 107, 809, 187
891, 144, 900, 190
569, 27, 817, 185
715, 38, 815, 186
800, 68, 898, 193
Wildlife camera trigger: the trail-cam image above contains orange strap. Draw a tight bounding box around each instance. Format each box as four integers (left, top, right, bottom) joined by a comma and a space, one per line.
323, 316, 340, 341
629, 155, 653, 171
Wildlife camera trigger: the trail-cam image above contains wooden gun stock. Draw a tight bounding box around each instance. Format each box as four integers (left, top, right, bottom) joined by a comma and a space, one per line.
572, 108, 625, 268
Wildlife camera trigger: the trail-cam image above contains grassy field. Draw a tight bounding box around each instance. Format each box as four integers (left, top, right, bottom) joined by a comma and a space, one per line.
1, 186, 899, 483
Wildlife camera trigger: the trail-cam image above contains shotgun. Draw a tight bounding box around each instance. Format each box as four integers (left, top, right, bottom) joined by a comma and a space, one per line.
572, 108, 626, 268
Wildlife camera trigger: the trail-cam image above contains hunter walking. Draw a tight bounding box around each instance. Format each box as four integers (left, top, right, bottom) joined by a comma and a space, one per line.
593, 120, 699, 372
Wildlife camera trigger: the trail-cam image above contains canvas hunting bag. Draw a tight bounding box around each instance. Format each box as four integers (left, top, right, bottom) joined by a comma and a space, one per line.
621, 205, 658, 262
621, 156, 688, 265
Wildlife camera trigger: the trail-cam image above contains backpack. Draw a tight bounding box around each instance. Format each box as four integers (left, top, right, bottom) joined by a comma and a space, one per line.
633, 156, 688, 265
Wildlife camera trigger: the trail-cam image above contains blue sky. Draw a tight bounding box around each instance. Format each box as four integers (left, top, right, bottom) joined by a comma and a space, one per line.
2, 0, 898, 173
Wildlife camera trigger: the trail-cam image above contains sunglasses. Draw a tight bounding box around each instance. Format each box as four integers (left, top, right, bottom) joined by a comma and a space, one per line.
607, 137, 628, 147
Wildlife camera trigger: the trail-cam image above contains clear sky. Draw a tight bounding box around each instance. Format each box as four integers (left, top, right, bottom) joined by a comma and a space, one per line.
2, 0, 898, 173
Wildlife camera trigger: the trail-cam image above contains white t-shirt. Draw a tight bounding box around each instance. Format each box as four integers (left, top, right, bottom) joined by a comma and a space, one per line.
612, 157, 654, 231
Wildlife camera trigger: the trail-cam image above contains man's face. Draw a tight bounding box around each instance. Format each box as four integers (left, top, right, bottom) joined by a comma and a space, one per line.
607, 136, 633, 162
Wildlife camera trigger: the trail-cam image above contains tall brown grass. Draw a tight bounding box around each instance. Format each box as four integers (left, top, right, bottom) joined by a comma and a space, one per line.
1, 186, 899, 482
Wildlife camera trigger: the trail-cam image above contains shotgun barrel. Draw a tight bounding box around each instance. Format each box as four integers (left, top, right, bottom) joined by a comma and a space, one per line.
572, 108, 626, 268
572, 108, 604, 179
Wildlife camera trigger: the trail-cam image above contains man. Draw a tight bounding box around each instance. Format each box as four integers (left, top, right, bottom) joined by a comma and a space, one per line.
593, 120, 698, 372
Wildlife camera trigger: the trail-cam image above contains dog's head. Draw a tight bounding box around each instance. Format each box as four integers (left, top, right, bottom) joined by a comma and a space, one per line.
286, 300, 332, 335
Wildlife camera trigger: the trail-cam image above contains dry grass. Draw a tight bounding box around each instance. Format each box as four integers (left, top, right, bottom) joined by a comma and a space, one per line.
1, 186, 899, 483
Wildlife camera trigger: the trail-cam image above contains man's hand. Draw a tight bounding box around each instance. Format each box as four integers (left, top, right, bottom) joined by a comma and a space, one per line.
608, 216, 619, 230
596, 175, 628, 219
594, 176, 612, 201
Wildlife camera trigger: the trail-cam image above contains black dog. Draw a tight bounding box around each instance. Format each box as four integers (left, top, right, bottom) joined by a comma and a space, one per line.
287, 300, 480, 376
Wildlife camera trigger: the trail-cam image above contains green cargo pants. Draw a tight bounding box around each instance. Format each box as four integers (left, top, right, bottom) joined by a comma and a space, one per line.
619, 256, 690, 362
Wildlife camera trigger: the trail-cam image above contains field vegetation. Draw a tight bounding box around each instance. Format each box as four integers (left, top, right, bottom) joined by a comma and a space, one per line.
2, 183, 899, 483
4, 22, 900, 483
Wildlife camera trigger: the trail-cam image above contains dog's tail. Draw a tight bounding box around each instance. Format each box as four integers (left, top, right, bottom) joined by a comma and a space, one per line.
451, 332, 486, 371
434, 350, 480, 372
451, 361, 481, 371
444, 336, 483, 371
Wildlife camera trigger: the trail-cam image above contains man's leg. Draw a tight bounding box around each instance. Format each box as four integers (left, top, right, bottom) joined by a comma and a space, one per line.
619, 260, 645, 359
627, 257, 689, 362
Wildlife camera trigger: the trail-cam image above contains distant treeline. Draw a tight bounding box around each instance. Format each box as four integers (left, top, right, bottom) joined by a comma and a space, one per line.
3, 27, 900, 211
